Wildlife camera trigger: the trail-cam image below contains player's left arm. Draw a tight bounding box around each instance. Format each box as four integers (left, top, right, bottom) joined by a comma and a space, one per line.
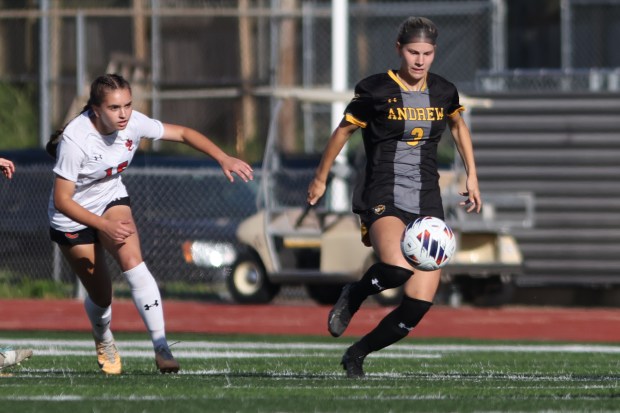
159, 123, 253, 183
447, 112, 482, 213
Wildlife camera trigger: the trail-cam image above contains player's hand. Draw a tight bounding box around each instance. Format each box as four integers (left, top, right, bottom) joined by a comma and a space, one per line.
0, 158, 15, 179
102, 219, 136, 243
220, 155, 254, 183
459, 189, 482, 213
459, 175, 482, 213
307, 178, 327, 206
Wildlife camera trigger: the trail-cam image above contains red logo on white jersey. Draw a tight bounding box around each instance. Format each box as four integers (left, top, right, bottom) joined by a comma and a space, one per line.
125, 139, 134, 151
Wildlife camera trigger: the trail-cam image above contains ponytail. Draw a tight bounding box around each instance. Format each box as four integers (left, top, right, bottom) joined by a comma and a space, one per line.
45, 104, 90, 159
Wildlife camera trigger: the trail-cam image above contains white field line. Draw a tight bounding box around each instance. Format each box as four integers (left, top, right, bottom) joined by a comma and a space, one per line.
15, 368, 620, 384
4, 394, 450, 402
6, 339, 620, 354
20, 349, 436, 359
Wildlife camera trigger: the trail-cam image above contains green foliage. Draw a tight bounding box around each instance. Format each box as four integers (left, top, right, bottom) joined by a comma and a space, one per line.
2, 333, 620, 412
114, 280, 227, 302
0, 82, 38, 149
0, 273, 72, 299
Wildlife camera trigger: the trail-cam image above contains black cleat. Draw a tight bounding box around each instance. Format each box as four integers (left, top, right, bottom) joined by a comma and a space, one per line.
328, 284, 354, 337
341, 347, 366, 379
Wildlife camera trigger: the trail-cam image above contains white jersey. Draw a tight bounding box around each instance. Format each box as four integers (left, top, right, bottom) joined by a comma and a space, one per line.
48, 110, 164, 232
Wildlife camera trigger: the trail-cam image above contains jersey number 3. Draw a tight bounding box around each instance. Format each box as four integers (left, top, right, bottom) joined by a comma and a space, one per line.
406, 127, 424, 147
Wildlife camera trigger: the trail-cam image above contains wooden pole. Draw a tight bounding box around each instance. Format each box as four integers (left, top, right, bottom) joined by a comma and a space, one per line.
278, 0, 299, 154
237, 0, 257, 158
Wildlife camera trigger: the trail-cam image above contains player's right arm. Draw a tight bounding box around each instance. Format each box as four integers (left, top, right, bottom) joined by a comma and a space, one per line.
53, 176, 135, 242
307, 120, 359, 206
159, 123, 253, 183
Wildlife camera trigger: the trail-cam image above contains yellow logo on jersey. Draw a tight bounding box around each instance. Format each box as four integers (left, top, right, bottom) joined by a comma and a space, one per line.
387, 107, 444, 121
373, 204, 386, 215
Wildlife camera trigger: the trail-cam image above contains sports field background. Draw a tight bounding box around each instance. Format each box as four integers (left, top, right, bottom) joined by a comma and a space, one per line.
2, 299, 620, 412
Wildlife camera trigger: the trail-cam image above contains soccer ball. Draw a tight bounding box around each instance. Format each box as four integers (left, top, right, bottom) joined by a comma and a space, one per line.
400, 216, 456, 271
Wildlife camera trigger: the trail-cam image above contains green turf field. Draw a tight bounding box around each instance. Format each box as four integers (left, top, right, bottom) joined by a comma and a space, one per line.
1, 331, 619, 413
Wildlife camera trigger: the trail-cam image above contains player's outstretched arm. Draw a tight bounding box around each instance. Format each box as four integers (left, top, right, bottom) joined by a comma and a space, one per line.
160, 123, 253, 183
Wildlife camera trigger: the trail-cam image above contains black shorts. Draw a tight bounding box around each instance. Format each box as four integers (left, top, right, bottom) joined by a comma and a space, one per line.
358, 203, 444, 247
50, 197, 131, 246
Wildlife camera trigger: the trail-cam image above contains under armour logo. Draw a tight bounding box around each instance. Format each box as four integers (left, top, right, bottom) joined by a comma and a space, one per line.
125, 139, 134, 151
398, 322, 414, 332
371, 278, 384, 291
144, 300, 159, 310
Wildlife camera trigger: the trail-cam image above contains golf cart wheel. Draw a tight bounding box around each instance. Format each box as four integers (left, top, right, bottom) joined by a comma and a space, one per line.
227, 255, 279, 304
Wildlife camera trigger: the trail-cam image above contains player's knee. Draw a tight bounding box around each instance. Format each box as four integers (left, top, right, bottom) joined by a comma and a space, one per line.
394, 295, 433, 331
363, 262, 412, 292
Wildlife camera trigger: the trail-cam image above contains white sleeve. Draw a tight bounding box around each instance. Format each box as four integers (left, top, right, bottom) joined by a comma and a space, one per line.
132, 111, 165, 140
52, 137, 86, 182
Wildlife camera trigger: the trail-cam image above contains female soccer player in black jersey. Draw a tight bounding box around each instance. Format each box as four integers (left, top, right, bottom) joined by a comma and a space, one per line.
307, 17, 482, 378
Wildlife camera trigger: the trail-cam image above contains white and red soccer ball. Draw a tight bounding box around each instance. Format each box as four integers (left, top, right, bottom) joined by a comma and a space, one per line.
400, 216, 456, 271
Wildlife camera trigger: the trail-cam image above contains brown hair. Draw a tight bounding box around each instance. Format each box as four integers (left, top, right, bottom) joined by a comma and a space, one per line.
46, 74, 132, 158
397, 17, 438, 45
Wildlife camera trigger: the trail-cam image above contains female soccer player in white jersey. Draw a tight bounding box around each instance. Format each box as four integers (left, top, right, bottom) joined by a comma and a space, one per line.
307, 17, 482, 378
47, 74, 253, 375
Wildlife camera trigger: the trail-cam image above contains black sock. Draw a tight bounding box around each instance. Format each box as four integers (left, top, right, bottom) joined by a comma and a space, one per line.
355, 296, 433, 355
347, 262, 413, 313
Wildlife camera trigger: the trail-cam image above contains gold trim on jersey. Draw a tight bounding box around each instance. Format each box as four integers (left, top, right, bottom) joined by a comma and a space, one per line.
345, 113, 367, 128
388, 70, 427, 92
447, 106, 466, 117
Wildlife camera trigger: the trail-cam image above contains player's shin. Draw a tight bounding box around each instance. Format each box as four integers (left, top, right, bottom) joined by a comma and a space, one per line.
84, 295, 113, 342
123, 262, 167, 349
355, 296, 432, 355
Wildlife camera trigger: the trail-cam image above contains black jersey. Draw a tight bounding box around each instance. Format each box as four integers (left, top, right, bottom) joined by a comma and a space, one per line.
345, 70, 464, 216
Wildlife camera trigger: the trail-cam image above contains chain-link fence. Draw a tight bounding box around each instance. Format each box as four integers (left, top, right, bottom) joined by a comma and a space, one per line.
0, 156, 264, 299
3, 1, 618, 148
477, 0, 620, 92
2, 0, 620, 303
2, 0, 496, 155
0, 153, 344, 303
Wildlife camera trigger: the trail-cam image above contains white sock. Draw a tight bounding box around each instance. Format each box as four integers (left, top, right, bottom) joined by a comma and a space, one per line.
124, 262, 168, 350
84, 296, 113, 342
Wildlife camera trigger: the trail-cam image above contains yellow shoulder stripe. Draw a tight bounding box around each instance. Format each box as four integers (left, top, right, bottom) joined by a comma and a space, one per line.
345, 113, 367, 128
448, 106, 465, 118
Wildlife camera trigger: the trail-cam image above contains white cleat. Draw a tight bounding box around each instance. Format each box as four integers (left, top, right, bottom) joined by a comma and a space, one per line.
0, 348, 33, 370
